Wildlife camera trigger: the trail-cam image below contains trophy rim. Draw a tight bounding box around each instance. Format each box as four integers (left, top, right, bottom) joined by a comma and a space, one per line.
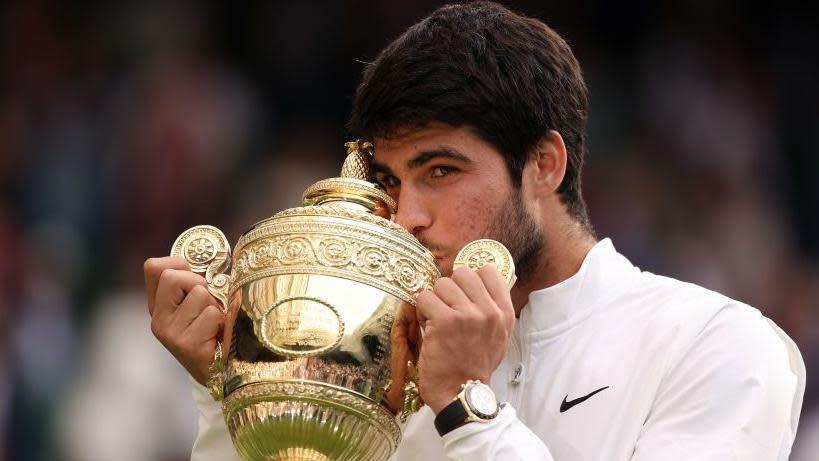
227, 208, 440, 305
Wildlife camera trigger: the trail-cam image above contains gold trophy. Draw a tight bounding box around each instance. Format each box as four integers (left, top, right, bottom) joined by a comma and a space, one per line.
170, 141, 515, 461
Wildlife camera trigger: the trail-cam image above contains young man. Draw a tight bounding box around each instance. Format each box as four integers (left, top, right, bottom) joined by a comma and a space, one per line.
144, 2, 805, 459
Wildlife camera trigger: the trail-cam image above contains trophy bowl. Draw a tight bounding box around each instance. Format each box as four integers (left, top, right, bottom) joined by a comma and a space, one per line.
169, 141, 514, 461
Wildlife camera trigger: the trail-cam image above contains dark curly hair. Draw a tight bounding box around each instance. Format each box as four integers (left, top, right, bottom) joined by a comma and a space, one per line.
348, 1, 592, 229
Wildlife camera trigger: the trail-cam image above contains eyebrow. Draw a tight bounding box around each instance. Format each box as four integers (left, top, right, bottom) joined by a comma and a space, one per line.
370, 161, 393, 178
371, 147, 473, 177
407, 147, 472, 169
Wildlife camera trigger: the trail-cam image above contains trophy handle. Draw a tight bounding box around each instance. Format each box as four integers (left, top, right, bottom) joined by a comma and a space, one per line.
453, 239, 516, 288
398, 360, 422, 423
171, 225, 233, 400
170, 225, 233, 308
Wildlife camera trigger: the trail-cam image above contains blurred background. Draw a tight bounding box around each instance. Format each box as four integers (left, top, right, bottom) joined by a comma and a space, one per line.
0, 0, 817, 459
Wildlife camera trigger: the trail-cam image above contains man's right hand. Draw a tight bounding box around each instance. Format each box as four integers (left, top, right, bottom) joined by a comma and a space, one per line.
144, 257, 225, 385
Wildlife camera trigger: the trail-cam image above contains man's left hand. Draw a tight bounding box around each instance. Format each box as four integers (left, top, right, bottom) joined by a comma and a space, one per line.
415, 264, 515, 414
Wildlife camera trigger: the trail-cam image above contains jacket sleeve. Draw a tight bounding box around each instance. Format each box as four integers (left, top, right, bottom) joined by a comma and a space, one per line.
632, 303, 806, 460
440, 404, 555, 460
190, 378, 241, 461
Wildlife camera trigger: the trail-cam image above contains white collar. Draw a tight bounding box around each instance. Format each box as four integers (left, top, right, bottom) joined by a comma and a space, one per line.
520, 238, 639, 337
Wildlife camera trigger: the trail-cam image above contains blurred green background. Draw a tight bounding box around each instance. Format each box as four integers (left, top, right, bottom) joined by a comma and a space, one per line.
1, 1, 817, 460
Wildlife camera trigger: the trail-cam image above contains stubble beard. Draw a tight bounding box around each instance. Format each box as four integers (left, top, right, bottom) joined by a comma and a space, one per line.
483, 188, 544, 285
418, 188, 544, 281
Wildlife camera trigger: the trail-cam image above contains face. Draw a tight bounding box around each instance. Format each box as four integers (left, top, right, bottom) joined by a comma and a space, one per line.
372, 123, 543, 277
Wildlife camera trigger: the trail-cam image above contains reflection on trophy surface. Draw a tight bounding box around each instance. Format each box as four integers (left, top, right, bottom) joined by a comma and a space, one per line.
170, 140, 513, 461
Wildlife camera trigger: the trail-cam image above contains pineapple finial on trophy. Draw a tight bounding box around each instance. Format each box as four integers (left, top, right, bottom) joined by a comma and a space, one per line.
341, 139, 374, 180
302, 140, 396, 218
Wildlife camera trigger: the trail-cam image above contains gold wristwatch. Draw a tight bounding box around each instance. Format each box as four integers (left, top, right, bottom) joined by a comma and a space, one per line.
433, 380, 500, 436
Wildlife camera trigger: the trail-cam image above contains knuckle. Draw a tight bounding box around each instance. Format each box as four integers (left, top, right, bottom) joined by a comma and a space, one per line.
143, 258, 160, 276
477, 263, 499, 278
453, 267, 478, 286
150, 318, 165, 339
433, 277, 460, 298
158, 267, 178, 286
478, 310, 494, 324
204, 304, 224, 320
416, 291, 434, 308
189, 284, 209, 299
450, 267, 469, 282
433, 277, 449, 292
485, 307, 501, 323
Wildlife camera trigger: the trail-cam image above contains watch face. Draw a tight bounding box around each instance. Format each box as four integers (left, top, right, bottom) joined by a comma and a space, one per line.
465, 383, 499, 418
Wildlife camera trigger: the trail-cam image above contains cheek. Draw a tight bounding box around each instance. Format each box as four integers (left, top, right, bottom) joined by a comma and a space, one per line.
443, 187, 502, 243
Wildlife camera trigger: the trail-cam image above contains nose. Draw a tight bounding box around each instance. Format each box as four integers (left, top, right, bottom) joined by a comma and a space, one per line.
393, 186, 432, 236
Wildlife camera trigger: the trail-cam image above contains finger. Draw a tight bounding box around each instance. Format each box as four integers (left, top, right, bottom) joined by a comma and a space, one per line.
387, 304, 417, 411
144, 257, 189, 315
478, 264, 514, 316
185, 304, 225, 343
393, 303, 420, 341
450, 267, 493, 306
432, 277, 471, 309
416, 290, 453, 325
171, 285, 218, 331
415, 300, 428, 329
413, 296, 430, 331
153, 269, 208, 321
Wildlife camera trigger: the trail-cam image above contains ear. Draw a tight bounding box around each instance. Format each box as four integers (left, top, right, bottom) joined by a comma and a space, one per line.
521, 130, 567, 197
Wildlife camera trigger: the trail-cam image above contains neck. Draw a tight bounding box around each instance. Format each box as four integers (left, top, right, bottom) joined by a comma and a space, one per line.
509, 220, 596, 315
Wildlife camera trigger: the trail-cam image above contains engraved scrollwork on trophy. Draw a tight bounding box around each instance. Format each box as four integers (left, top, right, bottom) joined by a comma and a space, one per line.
233, 251, 249, 276
316, 237, 354, 266
231, 228, 438, 306
247, 238, 276, 268
206, 274, 231, 309
278, 236, 315, 264
357, 246, 390, 276
391, 258, 426, 292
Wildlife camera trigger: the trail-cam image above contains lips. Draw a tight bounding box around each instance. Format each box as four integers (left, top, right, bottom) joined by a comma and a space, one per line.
417, 238, 451, 274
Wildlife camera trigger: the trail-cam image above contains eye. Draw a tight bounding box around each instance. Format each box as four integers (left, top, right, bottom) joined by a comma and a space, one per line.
430, 166, 457, 178
374, 174, 400, 189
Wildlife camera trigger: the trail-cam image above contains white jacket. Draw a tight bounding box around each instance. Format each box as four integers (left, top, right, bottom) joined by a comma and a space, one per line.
190, 239, 806, 460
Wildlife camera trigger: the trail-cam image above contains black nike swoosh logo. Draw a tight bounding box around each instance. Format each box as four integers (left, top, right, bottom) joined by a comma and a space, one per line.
560, 386, 609, 413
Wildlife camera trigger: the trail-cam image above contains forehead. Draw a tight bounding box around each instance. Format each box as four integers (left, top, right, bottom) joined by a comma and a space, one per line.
372, 123, 503, 170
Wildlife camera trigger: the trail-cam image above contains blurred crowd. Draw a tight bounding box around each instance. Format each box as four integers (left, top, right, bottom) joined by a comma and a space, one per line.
0, 1, 816, 460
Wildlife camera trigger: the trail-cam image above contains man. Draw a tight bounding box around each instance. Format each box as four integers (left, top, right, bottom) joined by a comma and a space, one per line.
144, 2, 805, 459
